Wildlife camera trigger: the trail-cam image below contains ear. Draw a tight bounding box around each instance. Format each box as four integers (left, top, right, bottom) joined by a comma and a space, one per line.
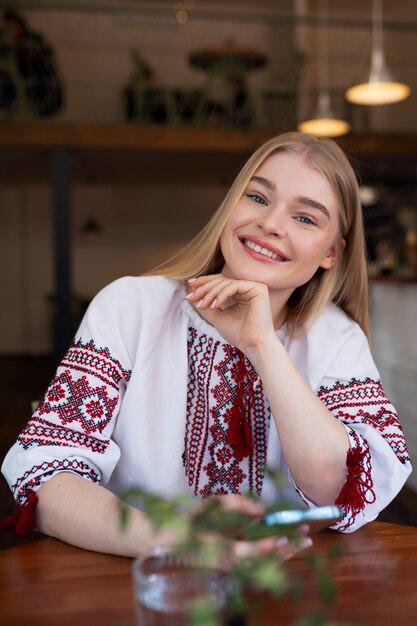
320, 237, 346, 270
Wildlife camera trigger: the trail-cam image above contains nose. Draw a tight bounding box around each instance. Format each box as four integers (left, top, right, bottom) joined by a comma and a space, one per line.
257, 206, 286, 238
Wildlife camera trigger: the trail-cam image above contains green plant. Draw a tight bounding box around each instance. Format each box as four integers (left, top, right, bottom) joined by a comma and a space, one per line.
120, 479, 348, 626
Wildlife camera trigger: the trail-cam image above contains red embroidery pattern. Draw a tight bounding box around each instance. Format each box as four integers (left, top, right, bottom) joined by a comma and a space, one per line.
12, 458, 100, 506
317, 378, 410, 465
18, 415, 109, 454
36, 369, 118, 433
184, 328, 270, 497
28, 340, 130, 436
62, 339, 131, 390
9, 340, 126, 510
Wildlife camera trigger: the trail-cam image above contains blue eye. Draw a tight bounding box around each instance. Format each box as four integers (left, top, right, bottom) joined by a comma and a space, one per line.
247, 193, 267, 205
296, 215, 315, 225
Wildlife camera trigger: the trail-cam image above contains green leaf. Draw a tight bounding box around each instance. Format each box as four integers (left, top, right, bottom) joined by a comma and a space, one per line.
248, 556, 287, 594
294, 610, 326, 626
316, 569, 336, 603
189, 597, 218, 626
225, 591, 247, 616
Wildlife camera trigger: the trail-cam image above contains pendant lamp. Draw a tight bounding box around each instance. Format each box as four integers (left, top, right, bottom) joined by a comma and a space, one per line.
298, 91, 350, 137
298, 0, 350, 137
345, 0, 410, 105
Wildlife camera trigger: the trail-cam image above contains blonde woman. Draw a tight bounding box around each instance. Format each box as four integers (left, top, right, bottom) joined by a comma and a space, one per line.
2, 132, 411, 556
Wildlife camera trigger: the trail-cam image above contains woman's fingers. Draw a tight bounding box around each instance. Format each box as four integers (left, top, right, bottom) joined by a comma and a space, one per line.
186, 275, 227, 308
186, 275, 266, 310
218, 495, 313, 561
196, 279, 235, 310
216, 494, 265, 518
232, 533, 313, 561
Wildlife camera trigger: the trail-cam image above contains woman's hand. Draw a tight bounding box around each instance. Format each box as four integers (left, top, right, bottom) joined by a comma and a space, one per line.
214, 494, 313, 562
186, 274, 277, 354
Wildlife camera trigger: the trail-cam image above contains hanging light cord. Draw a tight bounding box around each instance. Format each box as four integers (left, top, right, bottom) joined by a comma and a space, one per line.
373, 0, 383, 57
372, 0, 384, 79
318, 0, 329, 95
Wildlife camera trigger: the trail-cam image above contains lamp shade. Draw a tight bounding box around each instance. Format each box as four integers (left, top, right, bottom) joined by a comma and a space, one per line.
345, 0, 411, 106
298, 91, 351, 137
345, 47, 410, 105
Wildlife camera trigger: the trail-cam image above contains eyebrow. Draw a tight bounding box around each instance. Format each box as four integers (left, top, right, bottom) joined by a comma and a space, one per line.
250, 175, 276, 192
296, 196, 331, 220
249, 176, 331, 220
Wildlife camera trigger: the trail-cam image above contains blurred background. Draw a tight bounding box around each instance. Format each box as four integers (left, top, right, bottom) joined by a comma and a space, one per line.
0, 0, 416, 546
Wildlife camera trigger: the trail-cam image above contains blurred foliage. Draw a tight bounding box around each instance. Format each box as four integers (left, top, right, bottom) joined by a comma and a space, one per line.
121, 471, 350, 626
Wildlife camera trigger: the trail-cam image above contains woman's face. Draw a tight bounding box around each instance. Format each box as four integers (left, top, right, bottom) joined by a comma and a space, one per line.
219, 150, 343, 303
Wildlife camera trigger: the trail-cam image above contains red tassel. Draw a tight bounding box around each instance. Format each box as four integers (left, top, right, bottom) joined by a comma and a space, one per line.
226, 405, 243, 448
225, 350, 253, 460
226, 405, 253, 460
239, 416, 253, 459
336, 447, 373, 514
0, 489, 39, 537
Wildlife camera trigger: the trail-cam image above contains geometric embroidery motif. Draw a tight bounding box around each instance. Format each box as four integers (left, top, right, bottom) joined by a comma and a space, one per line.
61, 339, 131, 390
18, 415, 109, 453
36, 369, 118, 433
317, 377, 410, 465
184, 327, 270, 497
28, 339, 131, 437
11, 339, 126, 505
12, 458, 100, 506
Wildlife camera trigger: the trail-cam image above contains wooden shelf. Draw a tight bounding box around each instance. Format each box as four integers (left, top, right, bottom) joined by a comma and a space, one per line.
339, 134, 417, 158
0, 121, 277, 152
370, 274, 417, 284
2, 121, 417, 185
0, 122, 276, 184
2, 121, 417, 156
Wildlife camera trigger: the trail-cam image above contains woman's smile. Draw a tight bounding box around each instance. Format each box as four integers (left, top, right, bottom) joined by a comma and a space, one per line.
239, 235, 290, 263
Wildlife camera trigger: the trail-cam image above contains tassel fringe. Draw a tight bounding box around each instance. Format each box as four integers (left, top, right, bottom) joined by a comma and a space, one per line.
336, 446, 374, 514
226, 350, 253, 460
0, 489, 38, 537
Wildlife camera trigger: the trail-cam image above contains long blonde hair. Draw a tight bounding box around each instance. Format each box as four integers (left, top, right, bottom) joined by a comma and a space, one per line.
147, 132, 370, 340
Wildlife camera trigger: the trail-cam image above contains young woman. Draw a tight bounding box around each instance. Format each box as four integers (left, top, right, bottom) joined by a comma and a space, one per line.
1, 132, 411, 556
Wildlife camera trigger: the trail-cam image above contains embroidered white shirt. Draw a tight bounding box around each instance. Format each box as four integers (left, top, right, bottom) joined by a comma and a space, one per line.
1, 276, 411, 532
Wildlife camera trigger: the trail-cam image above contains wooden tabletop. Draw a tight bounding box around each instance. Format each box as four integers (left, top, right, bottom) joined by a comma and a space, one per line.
1, 522, 417, 626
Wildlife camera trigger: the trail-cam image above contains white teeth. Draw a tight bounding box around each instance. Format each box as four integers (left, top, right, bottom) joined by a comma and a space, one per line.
244, 239, 286, 261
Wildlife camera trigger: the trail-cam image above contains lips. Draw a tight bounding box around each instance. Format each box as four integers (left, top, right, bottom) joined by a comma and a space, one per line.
239, 236, 290, 262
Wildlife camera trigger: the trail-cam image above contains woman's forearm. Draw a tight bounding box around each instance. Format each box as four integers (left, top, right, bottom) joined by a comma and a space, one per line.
35, 473, 178, 557
246, 337, 350, 506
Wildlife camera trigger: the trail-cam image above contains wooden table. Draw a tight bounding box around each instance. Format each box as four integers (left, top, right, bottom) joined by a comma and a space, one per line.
1, 522, 416, 625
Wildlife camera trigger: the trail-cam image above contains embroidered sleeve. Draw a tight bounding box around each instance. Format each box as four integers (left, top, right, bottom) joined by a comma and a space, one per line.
315, 376, 411, 532
284, 311, 411, 533
1, 281, 135, 535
